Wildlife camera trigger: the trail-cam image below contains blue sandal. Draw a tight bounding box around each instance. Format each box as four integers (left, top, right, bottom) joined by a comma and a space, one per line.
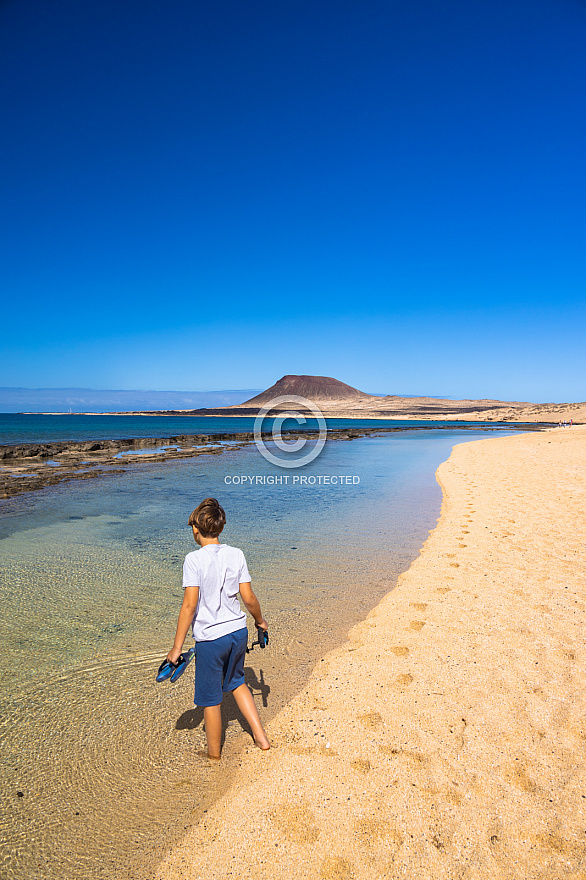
170, 647, 196, 682
156, 647, 196, 683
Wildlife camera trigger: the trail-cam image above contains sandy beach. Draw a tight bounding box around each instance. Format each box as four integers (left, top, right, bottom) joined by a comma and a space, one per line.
154, 426, 586, 880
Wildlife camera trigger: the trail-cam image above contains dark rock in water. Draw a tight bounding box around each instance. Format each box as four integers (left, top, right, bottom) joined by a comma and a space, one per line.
0, 422, 539, 501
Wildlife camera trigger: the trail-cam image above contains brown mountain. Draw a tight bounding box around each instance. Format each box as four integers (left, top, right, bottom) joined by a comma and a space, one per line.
242, 374, 374, 406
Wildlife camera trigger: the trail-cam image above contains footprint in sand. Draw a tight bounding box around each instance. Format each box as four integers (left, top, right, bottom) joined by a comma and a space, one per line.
268, 801, 320, 844
354, 818, 403, 852
283, 636, 311, 657
320, 856, 356, 880
390, 646, 410, 656
395, 673, 414, 686
445, 787, 463, 806
351, 758, 371, 773
358, 711, 383, 729
410, 602, 428, 611
410, 621, 425, 631
380, 745, 427, 764
437, 587, 451, 593
503, 761, 537, 793
532, 831, 586, 861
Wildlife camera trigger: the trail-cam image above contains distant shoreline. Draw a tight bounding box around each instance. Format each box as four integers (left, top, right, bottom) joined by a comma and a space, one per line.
14, 410, 527, 419
10, 400, 582, 422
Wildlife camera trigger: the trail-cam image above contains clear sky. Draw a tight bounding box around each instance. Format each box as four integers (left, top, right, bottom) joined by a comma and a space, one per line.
1, 0, 585, 401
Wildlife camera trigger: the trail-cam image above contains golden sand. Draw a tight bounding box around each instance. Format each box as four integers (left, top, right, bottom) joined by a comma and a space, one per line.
293, 397, 586, 423
155, 426, 586, 880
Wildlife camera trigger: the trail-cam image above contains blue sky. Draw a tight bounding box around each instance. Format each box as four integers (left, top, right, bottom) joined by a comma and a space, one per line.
1, 0, 585, 401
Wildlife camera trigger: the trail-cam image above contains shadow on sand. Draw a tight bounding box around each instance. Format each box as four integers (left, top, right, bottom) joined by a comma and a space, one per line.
174, 667, 270, 745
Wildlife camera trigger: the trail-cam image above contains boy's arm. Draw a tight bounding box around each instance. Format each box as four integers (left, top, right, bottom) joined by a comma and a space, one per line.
239, 582, 268, 630
167, 586, 199, 663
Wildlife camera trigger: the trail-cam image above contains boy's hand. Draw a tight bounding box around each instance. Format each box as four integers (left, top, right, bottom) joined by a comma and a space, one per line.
256, 621, 269, 650
166, 647, 183, 664
257, 618, 268, 632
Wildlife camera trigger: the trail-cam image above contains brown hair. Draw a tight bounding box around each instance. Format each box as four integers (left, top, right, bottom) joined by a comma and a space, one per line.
188, 497, 226, 538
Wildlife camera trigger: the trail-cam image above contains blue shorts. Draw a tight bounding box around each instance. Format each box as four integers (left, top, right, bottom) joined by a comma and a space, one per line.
194, 627, 248, 707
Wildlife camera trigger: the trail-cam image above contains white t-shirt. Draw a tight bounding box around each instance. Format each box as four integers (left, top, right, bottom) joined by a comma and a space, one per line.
182, 543, 250, 642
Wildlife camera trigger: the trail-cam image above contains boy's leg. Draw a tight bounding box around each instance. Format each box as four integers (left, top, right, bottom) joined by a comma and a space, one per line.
203, 704, 222, 759
232, 683, 270, 750
195, 634, 233, 759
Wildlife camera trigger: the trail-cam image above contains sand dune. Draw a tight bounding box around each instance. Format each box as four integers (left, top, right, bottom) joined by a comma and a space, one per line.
310, 397, 586, 423
155, 426, 586, 880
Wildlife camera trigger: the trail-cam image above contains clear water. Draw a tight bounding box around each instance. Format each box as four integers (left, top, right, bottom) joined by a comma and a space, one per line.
0, 429, 514, 879
0, 412, 502, 445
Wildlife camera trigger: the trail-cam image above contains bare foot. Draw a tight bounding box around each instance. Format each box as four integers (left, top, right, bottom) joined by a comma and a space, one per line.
254, 736, 270, 751
197, 749, 221, 761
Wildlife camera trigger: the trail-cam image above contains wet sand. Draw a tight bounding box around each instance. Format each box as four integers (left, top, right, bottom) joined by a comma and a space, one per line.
154, 426, 586, 880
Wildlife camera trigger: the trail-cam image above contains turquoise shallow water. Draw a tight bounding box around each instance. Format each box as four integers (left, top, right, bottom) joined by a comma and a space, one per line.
0, 428, 514, 879
0, 412, 500, 445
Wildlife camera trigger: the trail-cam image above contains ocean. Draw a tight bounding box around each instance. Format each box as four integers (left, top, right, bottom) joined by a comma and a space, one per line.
0, 422, 517, 879
0, 412, 498, 445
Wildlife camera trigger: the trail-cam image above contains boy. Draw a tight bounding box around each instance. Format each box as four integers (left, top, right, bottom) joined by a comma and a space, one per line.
166, 497, 270, 759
